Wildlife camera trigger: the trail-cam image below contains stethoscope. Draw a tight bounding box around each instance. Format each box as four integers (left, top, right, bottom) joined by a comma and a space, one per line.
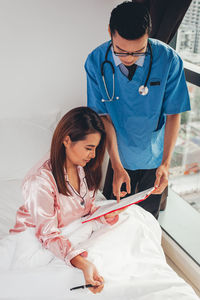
101, 41, 153, 102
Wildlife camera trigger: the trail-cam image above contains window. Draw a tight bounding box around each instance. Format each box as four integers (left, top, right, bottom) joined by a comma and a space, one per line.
169, 83, 200, 213
169, 0, 200, 214
159, 2, 200, 268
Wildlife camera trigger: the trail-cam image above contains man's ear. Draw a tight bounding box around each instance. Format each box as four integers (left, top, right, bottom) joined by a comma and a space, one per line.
63, 135, 71, 148
108, 25, 111, 38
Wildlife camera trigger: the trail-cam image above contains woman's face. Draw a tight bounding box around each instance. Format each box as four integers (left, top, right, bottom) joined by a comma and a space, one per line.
64, 132, 101, 167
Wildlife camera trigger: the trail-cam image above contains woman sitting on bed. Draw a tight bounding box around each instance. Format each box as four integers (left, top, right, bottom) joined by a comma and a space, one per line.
9, 106, 119, 294
3, 107, 199, 300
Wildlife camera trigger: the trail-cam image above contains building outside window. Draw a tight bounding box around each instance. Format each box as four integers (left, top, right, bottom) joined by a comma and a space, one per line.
169, 0, 200, 213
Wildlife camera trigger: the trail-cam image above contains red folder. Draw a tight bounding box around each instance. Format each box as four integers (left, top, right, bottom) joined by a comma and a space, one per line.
82, 187, 155, 223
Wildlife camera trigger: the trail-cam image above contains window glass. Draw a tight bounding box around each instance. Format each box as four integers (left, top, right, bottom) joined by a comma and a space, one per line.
169, 83, 200, 213
159, 0, 200, 268
176, 0, 200, 73
169, 1, 200, 213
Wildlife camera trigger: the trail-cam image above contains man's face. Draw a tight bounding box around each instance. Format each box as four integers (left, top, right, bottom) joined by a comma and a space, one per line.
110, 29, 148, 66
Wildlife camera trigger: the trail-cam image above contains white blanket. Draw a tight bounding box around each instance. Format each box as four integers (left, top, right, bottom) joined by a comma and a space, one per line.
0, 199, 198, 300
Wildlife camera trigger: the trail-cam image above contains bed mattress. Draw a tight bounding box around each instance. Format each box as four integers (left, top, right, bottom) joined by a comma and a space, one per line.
0, 180, 199, 300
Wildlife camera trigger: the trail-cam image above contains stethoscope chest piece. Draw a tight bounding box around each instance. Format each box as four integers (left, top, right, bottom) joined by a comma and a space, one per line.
139, 85, 149, 96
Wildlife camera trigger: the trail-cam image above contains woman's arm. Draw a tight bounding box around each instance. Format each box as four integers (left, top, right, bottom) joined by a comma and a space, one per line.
22, 174, 87, 267
71, 255, 104, 294
89, 191, 119, 225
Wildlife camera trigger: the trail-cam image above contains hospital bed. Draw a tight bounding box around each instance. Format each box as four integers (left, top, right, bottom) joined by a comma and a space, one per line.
0, 115, 199, 300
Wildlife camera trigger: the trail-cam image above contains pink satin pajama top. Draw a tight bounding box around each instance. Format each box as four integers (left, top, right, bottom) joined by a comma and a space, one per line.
10, 159, 109, 266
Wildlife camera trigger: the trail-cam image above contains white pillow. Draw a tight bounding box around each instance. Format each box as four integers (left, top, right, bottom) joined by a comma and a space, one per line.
0, 112, 60, 180
0, 179, 23, 238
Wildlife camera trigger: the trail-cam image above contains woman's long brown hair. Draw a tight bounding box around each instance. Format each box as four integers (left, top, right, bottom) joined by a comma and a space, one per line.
50, 106, 106, 195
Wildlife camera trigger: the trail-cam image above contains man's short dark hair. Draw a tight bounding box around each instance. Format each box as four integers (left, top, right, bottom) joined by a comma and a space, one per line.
109, 1, 152, 40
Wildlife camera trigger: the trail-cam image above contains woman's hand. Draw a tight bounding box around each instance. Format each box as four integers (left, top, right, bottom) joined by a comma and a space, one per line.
105, 207, 126, 220
104, 207, 127, 225
82, 260, 104, 294
70, 255, 104, 294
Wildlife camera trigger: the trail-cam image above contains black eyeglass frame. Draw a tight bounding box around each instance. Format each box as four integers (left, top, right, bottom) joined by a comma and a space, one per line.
113, 50, 149, 57
112, 37, 150, 57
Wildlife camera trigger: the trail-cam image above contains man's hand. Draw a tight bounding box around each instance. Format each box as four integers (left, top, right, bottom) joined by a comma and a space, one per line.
152, 114, 180, 195
113, 166, 131, 203
101, 115, 131, 202
152, 164, 169, 194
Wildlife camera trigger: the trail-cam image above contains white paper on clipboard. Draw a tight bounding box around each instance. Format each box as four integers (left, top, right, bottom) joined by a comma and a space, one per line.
82, 187, 155, 223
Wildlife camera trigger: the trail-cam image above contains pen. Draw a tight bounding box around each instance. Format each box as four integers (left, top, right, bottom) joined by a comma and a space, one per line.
70, 284, 93, 291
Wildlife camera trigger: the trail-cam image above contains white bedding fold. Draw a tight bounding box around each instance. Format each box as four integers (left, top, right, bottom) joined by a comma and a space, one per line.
0, 203, 198, 299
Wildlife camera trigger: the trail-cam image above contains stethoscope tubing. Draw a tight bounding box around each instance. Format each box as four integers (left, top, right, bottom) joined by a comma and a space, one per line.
102, 73, 115, 101
101, 40, 153, 100
144, 42, 152, 87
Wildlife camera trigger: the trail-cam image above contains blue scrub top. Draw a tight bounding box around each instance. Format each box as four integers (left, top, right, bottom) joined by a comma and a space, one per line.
85, 38, 190, 170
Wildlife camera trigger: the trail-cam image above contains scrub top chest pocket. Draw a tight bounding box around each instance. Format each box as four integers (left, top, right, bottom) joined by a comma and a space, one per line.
150, 80, 160, 86
146, 77, 164, 116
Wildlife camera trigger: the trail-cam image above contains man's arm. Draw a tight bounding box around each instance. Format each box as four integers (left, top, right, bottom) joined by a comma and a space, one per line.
153, 113, 180, 194
101, 115, 131, 202
85, 55, 130, 201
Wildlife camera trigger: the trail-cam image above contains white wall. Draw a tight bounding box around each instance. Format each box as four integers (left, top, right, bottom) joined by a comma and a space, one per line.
0, 0, 123, 183
0, 0, 121, 118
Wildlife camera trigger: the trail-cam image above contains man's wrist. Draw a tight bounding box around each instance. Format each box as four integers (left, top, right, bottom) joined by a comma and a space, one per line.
161, 160, 170, 169
111, 160, 124, 171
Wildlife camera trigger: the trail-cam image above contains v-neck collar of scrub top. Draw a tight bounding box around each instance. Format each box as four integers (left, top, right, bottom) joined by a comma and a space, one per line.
111, 45, 145, 78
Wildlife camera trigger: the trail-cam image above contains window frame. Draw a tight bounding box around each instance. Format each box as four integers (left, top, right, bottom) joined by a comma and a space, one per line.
170, 32, 200, 87
163, 27, 200, 267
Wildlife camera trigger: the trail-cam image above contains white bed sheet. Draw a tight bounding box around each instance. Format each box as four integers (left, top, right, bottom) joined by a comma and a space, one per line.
0, 179, 199, 300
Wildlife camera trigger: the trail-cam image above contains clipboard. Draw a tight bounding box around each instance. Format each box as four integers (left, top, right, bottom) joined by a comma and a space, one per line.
82, 187, 155, 223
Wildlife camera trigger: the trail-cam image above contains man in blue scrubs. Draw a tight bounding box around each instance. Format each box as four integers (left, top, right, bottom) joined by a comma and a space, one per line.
85, 2, 190, 218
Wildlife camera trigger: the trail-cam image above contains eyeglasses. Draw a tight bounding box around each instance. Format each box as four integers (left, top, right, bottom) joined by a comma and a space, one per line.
113, 50, 148, 57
